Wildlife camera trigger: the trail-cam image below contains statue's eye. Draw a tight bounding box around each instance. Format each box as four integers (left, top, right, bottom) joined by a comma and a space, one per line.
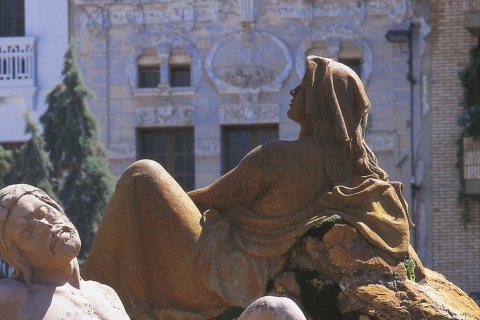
33, 206, 48, 219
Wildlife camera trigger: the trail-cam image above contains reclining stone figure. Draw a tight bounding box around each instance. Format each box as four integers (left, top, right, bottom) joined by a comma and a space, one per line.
0, 183, 308, 320
0, 184, 130, 320
82, 56, 416, 319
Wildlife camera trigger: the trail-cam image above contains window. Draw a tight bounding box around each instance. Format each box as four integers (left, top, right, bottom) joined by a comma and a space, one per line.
338, 43, 362, 77
138, 66, 160, 88
222, 125, 279, 173
0, 0, 25, 37
138, 128, 195, 191
137, 48, 160, 88
306, 41, 332, 59
169, 52, 191, 87
170, 65, 191, 87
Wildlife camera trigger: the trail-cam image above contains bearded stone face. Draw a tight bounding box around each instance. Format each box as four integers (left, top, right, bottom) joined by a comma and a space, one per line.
3, 194, 81, 271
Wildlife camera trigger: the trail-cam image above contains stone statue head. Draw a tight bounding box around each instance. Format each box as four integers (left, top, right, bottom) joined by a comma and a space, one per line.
0, 184, 81, 283
290, 55, 388, 188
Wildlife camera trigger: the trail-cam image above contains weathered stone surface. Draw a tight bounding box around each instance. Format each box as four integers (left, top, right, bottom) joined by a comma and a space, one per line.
0, 184, 130, 320
271, 222, 480, 320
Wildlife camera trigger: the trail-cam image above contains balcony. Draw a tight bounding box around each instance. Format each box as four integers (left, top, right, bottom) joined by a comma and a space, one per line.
0, 37, 36, 102
463, 137, 480, 197
464, 0, 480, 37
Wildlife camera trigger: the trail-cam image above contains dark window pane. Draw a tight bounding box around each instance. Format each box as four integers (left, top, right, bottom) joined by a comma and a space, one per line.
174, 132, 186, 153
223, 125, 278, 173
143, 133, 154, 155
0, 0, 24, 37
170, 65, 191, 87
339, 58, 361, 77
138, 66, 160, 88
174, 155, 185, 173
139, 128, 195, 190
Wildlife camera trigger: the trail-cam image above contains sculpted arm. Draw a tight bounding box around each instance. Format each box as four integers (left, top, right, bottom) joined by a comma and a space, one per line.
188, 144, 278, 212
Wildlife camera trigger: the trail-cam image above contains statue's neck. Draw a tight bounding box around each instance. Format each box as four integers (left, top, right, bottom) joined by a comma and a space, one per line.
299, 121, 313, 138
30, 259, 81, 289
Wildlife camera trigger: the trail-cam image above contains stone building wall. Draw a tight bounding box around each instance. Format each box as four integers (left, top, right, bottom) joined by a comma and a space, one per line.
428, 0, 480, 297
71, 0, 413, 189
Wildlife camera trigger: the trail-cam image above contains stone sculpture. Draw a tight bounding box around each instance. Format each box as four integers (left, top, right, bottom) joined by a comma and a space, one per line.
0, 184, 130, 320
82, 56, 419, 319
270, 220, 480, 319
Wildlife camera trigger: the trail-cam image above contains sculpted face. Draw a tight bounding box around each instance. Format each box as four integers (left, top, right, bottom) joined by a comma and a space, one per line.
287, 78, 307, 124
3, 194, 81, 270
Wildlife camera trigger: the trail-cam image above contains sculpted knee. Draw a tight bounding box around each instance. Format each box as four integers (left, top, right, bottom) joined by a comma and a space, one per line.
238, 296, 307, 320
117, 159, 179, 196
118, 159, 164, 187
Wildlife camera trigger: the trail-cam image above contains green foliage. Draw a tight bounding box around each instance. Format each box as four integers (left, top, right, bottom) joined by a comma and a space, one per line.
40, 38, 114, 261
457, 43, 480, 226
19, 113, 56, 200
0, 145, 22, 189
403, 258, 416, 282
0, 145, 13, 189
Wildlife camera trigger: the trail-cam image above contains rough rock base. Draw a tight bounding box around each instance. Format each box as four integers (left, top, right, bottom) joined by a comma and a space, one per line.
269, 219, 480, 320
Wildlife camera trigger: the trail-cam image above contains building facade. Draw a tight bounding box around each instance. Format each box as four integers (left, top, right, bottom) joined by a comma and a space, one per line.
0, 0, 69, 145
0, 0, 475, 300
70, 0, 414, 195
417, 0, 480, 298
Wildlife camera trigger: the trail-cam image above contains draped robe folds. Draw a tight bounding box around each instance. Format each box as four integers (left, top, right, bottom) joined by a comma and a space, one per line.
82, 166, 412, 319
82, 56, 415, 319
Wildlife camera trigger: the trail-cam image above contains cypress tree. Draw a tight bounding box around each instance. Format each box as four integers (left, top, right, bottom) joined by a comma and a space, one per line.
0, 145, 13, 189
19, 113, 56, 199
40, 39, 114, 261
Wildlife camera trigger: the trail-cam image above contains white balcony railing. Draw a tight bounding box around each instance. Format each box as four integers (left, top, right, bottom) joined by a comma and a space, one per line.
0, 37, 35, 87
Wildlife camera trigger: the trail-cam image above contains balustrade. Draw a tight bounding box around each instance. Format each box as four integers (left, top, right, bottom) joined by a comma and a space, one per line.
0, 37, 35, 86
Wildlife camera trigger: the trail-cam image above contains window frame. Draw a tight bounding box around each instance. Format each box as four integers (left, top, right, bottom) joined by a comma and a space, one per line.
0, 0, 25, 37
221, 124, 279, 174
136, 127, 195, 191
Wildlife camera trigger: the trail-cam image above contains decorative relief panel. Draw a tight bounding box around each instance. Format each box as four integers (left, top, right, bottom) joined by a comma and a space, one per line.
206, 30, 292, 93
195, 140, 221, 157
295, 25, 373, 85
79, 5, 111, 36
74, 0, 409, 26
219, 103, 279, 125
135, 100, 194, 126
365, 132, 395, 152
266, 0, 409, 25
108, 143, 136, 159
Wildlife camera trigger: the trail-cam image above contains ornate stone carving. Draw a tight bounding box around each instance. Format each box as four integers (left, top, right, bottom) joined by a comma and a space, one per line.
74, 0, 409, 25
206, 31, 292, 93
131, 5, 145, 33
80, 5, 110, 36
225, 66, 276, 89
108, 143, 136, 159
267, 0, 408, 25
365, 132, 395, 152
219, 103, 279, 124
222, 0, 258, 23
195, 140, 221, 157
135, 100, 194, 126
